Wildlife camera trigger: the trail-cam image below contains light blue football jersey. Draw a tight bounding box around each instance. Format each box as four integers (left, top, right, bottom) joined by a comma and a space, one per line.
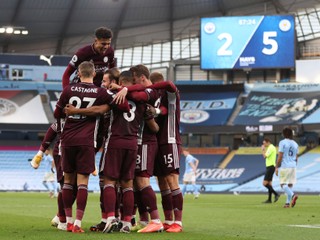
185, 154, 197, 173
42, 154, 54, 172
278, 138, 298, 168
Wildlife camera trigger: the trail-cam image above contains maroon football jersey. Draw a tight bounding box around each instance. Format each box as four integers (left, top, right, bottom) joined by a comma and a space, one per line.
69, 44, 115, 87
156, 88, 181, 145
137, 87, 161, 145
105, 100, 145, 150
56, 82, 114, 147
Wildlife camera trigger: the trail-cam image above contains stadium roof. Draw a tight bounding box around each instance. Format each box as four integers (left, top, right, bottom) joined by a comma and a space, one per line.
0, 0, 319, 55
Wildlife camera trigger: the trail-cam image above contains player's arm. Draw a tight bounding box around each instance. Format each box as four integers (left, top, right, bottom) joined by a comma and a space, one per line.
145, 103, 168, 117
54, 105, 66, 119
146, 118, 159, 133
194, 158, 199, 169
51, 158, 55, 173
40, 123, 58, 152
115, 100, 130, 112
127, 90, 150, 102
62, 65, 76, 89
150, 81, 177, 93
189, 161, 197, 173
30, 123, 58, 169
275, 152, 283, 176
263, 147, 271, 158
64, 104, 110, 116
109, 83, 146, 104
54, 88, 69, 119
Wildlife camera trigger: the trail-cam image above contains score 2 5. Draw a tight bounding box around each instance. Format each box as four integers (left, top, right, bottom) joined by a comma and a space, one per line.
217, 31, 278, 56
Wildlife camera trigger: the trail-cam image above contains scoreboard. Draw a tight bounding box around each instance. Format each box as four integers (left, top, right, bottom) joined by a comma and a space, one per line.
200, 15, 295, 69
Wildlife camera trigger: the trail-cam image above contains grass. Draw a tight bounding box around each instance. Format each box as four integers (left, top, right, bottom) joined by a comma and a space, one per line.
0, 192, 319, 240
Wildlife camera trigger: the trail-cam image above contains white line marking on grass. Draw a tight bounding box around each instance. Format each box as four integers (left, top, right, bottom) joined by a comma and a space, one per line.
288, 225, 320, 229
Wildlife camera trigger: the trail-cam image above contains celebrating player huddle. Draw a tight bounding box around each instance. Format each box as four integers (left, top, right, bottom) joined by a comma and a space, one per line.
30, 26, 183, 234
31, 62, 183, 234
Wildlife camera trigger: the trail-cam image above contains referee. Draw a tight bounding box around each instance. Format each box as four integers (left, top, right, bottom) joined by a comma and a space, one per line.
261, 138, 280, 203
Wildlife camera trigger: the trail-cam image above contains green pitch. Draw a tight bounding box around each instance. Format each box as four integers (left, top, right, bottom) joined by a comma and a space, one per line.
0, 192, 319, 240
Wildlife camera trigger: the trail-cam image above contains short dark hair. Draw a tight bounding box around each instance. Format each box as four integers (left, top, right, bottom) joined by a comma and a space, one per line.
119, 70, 134, 84
95, 27, 113, 39
283, 127, 293, 139
263, 138, 271, 143
130, 64, 150, 79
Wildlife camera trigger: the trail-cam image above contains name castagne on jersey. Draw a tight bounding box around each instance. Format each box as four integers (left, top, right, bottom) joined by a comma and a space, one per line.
71, 86, 98, 93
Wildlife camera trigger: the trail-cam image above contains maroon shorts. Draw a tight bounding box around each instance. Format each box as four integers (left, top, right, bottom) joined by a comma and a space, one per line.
135, 143, 158, 178
101, 148, 137, 180
154, 144, 181, 177
61, 146, 95, 175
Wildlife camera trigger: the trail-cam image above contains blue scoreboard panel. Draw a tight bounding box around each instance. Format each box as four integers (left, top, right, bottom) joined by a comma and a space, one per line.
201, 15, 295, 69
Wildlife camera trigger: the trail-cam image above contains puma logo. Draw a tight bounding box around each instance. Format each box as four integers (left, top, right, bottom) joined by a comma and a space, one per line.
40, 55, 54, 66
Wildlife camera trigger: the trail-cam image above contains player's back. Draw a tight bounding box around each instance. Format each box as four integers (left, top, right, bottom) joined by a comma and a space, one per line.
58, 82, 112, 147
279, 138, 298, 168
105, 99, 145, 150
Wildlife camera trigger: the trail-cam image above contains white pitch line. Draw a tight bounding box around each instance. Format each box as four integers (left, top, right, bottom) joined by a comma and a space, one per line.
288, 225, 320, 229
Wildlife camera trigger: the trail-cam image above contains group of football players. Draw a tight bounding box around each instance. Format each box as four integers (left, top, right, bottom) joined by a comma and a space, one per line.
30, 27, 183, 234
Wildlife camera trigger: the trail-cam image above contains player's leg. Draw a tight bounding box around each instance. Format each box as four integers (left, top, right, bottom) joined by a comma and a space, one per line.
288, 168, 298, 207
133, 143, 147, 226
119, 179, 134, 233
43, 176, 50, 192
263, 167, 273, 203
102, 176, 118, 233
131, 183, 148, 231
90, 177, 108, 232
52, 153, 66, 230
62, 172, 77, 231
157, 176, 174, 230
101, 148, 125, 233
56, 182, 67, 230
91, 148, 108, 231
52, 180, 58, 197
72, 173, 89, 233
267, 180, 280, 202
159, 143, 183, 232
289, 183, 298, 207
191, 179, 200, 199
116, 148, 138, 233
262, 180, 272, 203
136, 176, 163, 233
165, 173, 183, 232
281, 184, 293, 207
181, 180, 187, 196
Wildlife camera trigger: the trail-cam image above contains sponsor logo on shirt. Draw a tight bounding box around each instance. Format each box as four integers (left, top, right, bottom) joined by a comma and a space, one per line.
71, 55, 78, 63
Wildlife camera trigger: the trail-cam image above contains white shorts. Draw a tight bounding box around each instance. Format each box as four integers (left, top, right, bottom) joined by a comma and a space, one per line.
43, 172, 55, 182
279, 168, 296, 185
183, 172, 196, 182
